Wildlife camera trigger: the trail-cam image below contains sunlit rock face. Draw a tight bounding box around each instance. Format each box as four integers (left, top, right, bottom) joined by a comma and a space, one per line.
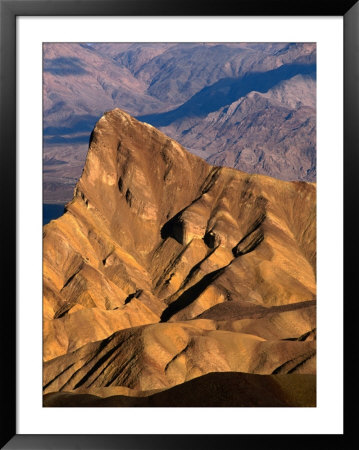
43, 109, 316, 406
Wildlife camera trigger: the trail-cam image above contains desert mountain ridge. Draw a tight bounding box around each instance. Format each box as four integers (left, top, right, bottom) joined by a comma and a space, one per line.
43, 108, 316, 406
43, 43, 316, 203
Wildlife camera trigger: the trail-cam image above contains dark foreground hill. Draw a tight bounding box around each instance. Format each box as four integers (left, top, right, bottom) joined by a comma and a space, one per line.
44, 372, 316, 407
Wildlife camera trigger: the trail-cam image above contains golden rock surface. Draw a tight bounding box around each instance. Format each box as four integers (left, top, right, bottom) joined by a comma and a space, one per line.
43, 109, 316, 406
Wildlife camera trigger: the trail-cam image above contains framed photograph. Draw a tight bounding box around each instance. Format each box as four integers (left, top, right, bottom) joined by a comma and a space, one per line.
1, 0, 356, 448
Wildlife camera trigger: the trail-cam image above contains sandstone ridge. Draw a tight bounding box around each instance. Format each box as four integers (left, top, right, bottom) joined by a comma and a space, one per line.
43, 108, 316, 406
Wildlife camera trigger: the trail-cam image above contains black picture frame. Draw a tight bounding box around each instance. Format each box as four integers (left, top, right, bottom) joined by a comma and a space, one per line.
1, 0, 357, 448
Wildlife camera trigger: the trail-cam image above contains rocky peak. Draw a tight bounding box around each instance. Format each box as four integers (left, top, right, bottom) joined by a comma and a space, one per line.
43, 109, 316, 406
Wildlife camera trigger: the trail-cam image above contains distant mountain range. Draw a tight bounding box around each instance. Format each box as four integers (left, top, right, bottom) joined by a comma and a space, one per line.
43, 42, 316, 203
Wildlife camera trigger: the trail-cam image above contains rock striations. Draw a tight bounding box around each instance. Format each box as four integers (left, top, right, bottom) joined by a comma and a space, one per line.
43, 108, 316, 406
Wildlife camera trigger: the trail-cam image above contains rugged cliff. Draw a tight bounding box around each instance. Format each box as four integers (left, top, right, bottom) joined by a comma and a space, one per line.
43, 109, 316, 406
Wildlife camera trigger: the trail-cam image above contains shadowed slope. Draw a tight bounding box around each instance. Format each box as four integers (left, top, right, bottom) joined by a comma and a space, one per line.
44, 372, 316, 407
138, 63, 316, 126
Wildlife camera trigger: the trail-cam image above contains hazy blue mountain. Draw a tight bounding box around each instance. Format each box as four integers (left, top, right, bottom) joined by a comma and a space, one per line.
43, 42, 316, 203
